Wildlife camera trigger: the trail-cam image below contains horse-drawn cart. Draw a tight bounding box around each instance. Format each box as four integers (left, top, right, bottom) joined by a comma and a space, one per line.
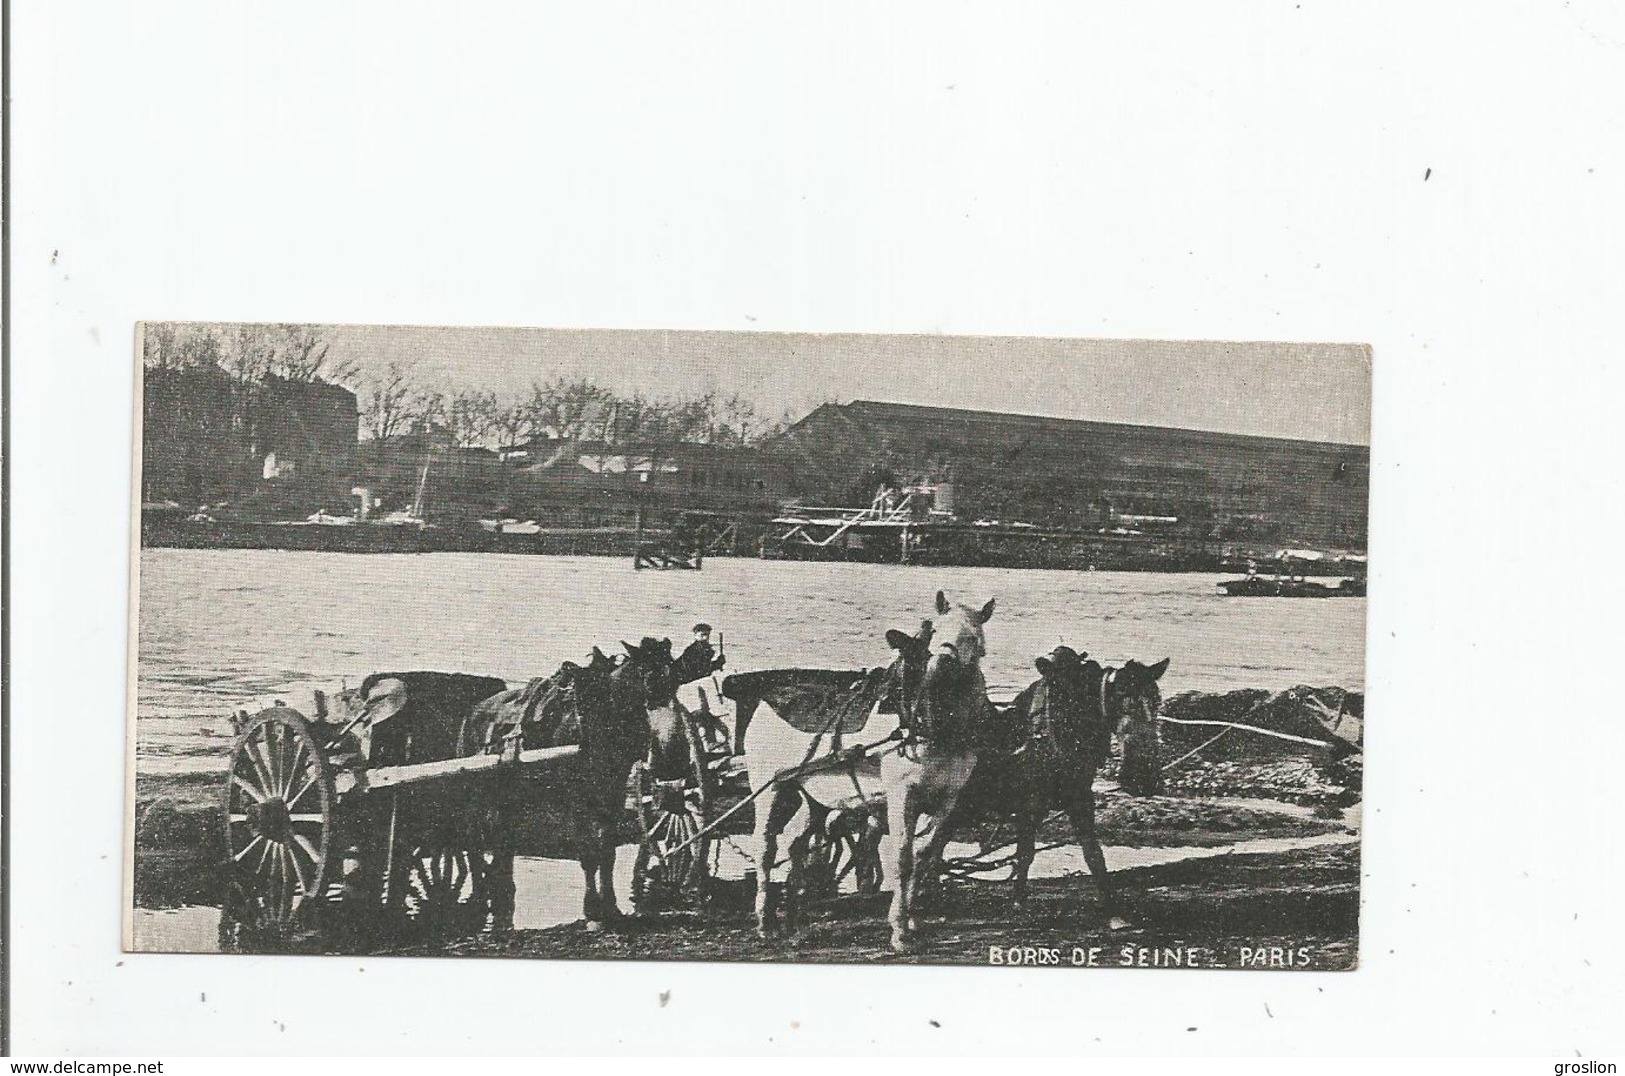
216, 628, 1155, 950
623, 671, 889, 914
219, 672, 593, 947
219, 666, 766, 948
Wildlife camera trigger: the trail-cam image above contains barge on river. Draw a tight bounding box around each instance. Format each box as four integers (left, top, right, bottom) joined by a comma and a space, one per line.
1217, 551, 1366, 598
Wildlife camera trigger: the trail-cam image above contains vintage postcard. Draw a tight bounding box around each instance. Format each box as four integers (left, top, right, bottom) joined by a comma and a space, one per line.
127, 324, 1369, 970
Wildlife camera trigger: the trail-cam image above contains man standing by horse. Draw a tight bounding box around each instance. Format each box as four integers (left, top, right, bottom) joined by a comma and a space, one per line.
672, 622, 728, 748
673, 622, 726, 685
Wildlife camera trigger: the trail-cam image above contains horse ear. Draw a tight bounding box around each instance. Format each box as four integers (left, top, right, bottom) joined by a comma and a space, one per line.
977, 598, 996, 623
1148, 657, 1170, 680
885, 629, 912, 651
935, 590, 951, 615
622, 640, 638, 657
660, 638, 673, 659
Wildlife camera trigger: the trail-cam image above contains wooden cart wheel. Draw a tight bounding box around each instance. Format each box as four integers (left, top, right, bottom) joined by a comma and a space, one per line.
396, 845, 484, 936
221, 707, 336, 940
367, 792, 499, 940
802, 808, 884, 899
631, 762, 711, 913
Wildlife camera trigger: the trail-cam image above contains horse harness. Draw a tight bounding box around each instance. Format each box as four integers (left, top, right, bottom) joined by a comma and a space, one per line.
1020, 665, 1118, 764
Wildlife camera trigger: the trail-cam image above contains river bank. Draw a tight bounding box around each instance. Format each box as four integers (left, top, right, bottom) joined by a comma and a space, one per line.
417, 842, 1359, 969
141, 514, 1354, 575
130, 680, 1363, 965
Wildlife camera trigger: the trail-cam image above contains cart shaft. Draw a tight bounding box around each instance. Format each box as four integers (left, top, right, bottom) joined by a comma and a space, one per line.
363, 743, 581, 792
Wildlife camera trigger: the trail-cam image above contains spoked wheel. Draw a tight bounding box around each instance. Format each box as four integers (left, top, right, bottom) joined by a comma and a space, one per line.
395, 845, 493, 937
221, 707, 335, 947
802, 807, 884, 900
632, 763, 711, 914
373, 794, 499, 940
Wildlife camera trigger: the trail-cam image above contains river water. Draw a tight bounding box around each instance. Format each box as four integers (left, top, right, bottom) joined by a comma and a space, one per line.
130, 550, 1365, 950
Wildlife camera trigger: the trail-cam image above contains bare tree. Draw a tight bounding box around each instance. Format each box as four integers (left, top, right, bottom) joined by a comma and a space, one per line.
141, 323, 220, 371
528, 377, 610, 441
493, 399, 533, 451
362, 362, 413, 440
447, 388, 500, 448
715, 392, 759, 446
407, 386, 447, 434
606, 391, 651, 444
141, 323, 178, 368
666, 392, 718, 443
271, 325, 359, 386
220, 324, 276, 387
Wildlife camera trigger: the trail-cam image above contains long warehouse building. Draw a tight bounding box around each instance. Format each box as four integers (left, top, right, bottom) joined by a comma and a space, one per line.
763, 400, 1368, 551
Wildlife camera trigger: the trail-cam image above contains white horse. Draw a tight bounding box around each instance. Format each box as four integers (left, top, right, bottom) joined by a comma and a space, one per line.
743, 591, 995, 952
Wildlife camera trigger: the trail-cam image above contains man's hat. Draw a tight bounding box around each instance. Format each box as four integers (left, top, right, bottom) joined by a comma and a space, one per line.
692, 622, 712, 634
362, 677, 410, 725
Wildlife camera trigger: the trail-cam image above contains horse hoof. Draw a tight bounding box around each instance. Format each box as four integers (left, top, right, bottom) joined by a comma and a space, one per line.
890, 933, 913, 954
906, 917, 919, 933
1107, 916, 1134, 931
585, 920, 604, 934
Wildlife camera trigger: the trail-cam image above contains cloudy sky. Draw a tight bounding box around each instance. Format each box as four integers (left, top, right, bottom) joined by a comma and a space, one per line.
197, 324, 1372, 445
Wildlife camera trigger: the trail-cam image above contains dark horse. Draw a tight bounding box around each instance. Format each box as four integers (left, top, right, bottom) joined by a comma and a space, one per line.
460, 640, 675, 932
960, 647, 1168, 929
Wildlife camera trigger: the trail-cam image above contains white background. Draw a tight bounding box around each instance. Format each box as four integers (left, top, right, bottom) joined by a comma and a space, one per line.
8, 0, 1625, 1056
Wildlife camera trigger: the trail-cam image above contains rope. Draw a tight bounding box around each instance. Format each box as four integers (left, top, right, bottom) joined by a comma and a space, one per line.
1159, 725, 1234, 772
1155, 715, 1334, 749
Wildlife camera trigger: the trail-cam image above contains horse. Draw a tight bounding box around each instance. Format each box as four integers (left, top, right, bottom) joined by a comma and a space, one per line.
742, 590, 995, 952
968, 647, 1169, 929
882, 591, 996, 950
459, 640, 671, 933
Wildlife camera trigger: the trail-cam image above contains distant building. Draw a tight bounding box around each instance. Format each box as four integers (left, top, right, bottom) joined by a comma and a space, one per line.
141, 365, 247, 507
764, 400, 1368, 550
509, 440, 784, 525
140, 365, 359, 511
250, 374, 360, 496
357, 428, 504, 522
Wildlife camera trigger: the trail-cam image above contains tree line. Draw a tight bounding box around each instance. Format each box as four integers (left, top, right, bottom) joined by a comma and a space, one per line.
143, 322, 358, 386
142, 323, 791, 450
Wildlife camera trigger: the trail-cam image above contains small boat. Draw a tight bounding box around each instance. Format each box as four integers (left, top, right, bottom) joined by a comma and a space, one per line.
1218, 550, 1365, 597
272, 509, 358, 527
1217, 573, 1364, 598
479, 518, 541, 535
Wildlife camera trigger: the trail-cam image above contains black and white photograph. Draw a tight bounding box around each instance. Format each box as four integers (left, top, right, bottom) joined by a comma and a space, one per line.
12, 0, 1625, 1059
128, 324, 1368, 969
